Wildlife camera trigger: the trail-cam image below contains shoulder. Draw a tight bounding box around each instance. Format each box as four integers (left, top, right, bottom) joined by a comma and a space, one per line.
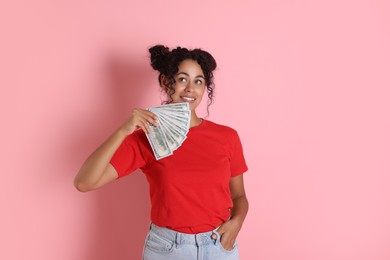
203, 119, 239, 137
133, 129, 149, 144
122, 129, 148, 148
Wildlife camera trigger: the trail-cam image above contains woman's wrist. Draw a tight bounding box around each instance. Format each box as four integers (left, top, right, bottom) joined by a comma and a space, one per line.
229, 215, 244, 228
117, 124, 136, 136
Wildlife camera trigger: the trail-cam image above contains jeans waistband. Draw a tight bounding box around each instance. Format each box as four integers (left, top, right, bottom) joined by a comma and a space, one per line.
150, 223, 219, 247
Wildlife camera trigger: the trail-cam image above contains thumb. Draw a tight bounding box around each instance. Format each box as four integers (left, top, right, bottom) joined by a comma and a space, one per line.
217, 225, 227, 235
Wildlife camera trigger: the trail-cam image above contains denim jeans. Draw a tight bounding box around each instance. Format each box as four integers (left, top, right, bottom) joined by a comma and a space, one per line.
142, 223, 240, 260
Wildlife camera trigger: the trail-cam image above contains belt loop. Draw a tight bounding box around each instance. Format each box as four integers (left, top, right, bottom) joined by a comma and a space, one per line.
211, 230, 220, 245
175, 232, 180, 249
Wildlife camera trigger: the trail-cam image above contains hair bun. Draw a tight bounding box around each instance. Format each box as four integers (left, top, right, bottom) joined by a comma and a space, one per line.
149, 45, 170, 71
192, 49, 217, 71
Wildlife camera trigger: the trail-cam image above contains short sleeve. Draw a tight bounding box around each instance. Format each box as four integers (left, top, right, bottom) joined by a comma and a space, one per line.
110, 131, 147, 179
230, 131, 248, 177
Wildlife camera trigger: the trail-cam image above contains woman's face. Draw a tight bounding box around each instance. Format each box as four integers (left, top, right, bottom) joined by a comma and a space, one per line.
166, 59, 206, 111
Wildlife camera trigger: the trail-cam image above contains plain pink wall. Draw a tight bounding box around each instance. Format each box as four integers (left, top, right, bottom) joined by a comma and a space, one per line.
1, 0, 390, 259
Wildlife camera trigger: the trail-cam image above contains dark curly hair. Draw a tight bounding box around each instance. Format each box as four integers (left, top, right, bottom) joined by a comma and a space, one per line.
148, 45, 217, 114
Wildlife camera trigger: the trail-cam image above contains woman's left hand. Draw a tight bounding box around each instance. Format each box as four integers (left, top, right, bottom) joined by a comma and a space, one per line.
213, 174, 248, 250
212, 218, 242, 250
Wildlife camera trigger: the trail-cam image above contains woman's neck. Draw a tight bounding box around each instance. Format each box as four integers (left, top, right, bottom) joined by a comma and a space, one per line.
190, 111, 203, 128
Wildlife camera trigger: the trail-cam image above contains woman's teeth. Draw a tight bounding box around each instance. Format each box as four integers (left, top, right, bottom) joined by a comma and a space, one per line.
181, 96, 195, 101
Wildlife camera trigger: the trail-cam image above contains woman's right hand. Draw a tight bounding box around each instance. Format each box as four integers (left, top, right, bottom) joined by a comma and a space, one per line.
119, 108, 159, 135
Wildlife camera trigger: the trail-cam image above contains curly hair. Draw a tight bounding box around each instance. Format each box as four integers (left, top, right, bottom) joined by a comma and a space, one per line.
148, 45, 217, 114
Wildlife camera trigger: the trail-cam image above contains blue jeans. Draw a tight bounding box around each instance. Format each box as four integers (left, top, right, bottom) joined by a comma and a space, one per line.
142, 223, 240, 260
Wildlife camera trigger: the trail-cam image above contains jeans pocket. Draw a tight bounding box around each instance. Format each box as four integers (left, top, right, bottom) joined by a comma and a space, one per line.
218, 239, 238, 253
144, 230, 175, 255
212, 231, 238, 254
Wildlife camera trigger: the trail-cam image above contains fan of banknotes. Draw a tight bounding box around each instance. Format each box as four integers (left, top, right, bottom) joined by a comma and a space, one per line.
146, 102, 191, 160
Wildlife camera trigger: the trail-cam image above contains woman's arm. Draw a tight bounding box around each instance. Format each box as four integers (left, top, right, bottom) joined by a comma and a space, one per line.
73, 108, 158, 192
214, 174, 249, 250
230, 174, 249, 226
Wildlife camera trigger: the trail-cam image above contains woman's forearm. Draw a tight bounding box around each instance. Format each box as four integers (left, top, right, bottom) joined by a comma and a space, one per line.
73, 128, 129, 191
230, 195, 249, 227
74, 108, 158, 192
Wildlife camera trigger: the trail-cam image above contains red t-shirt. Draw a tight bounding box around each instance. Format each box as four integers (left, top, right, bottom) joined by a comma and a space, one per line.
110, 119, 248, 234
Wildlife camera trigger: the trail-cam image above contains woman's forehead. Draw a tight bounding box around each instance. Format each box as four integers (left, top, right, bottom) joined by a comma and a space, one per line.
177, 60, 204, 76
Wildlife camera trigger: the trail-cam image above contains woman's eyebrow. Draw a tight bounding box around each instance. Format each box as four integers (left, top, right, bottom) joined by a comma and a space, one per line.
176, 72, 205, 78
176, 72, 189, 77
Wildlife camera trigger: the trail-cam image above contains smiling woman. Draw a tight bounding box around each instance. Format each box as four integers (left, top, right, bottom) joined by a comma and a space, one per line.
173, 63, 205, 104
150, 45, 217, 117
166, 60, 206, 116
74, 45, 249, 260
160, 59, 207, 127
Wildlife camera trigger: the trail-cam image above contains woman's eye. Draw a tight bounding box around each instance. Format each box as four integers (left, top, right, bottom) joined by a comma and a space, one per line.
179, 77, 187, 83
195, 79, 203, 85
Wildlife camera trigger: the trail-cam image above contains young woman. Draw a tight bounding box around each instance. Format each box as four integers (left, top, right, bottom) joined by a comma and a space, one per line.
74, 45, 249, 260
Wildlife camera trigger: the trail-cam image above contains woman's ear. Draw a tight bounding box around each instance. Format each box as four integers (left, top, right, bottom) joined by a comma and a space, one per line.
160, 75, 172, 93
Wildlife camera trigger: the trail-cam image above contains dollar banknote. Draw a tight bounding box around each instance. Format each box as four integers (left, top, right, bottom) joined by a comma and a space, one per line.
146, 102, 191, 160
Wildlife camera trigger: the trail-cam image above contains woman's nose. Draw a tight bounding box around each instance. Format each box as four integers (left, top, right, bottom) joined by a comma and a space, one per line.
185, 82, 194, 92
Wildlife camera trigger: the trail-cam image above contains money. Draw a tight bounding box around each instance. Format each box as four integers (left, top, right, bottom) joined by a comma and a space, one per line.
146, 102, 191, 160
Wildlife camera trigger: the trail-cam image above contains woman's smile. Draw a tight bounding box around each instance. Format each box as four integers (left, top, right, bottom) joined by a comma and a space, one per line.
180, 96, 195, 102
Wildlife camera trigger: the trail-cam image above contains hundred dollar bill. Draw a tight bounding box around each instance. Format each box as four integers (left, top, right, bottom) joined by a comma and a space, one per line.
150, 110, 187, 144
162, 120, 187, 145
154, 111, 189, 135
152, 102, 189, 110
145, 121, 172, 160
155, 114, 180, 151
146, 102, 191, 159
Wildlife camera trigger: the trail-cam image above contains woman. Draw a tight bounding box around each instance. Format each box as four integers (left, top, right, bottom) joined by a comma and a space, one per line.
74, 45, 249, 260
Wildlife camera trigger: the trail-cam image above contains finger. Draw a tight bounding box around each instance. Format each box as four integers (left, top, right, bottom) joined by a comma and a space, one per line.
148, 111, 159, 120
216, 227, 224, 236
142, 109, 158, 120
137, 119, 150, 134
148, 113, 159, 126
219, 232, 231, 244
147, 117, 158, 127
143, 121, 150, 134
221, 240, 234, 250
139, 124, 148, 134
139, 113, 158, 127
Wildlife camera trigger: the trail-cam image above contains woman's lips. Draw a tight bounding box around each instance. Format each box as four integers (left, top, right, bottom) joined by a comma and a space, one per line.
180, 96, 195, 102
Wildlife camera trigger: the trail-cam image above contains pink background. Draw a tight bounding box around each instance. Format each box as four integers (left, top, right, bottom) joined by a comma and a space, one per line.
1, 0, 390, 259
